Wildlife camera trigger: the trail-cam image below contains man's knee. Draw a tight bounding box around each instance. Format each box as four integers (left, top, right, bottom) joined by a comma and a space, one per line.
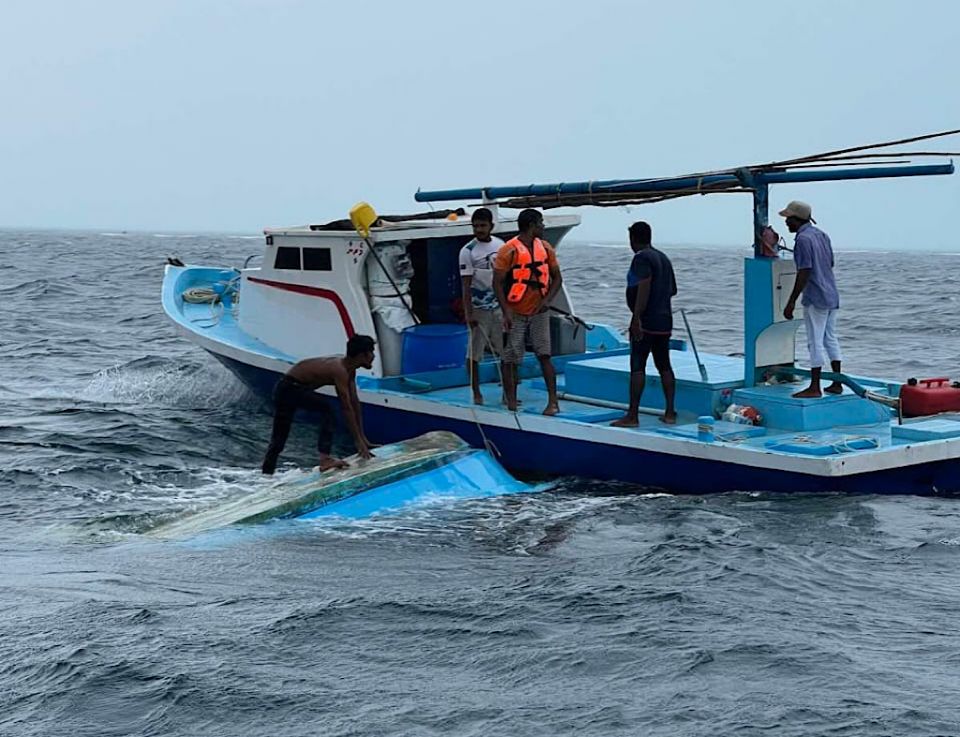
655, 361, 673, 377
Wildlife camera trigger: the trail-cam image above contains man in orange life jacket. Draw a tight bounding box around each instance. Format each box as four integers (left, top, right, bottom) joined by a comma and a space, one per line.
493, 208, 563, 415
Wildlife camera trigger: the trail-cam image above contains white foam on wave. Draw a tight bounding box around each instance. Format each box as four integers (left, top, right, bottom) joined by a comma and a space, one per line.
306, 488, 640, 545
84, 464, 269, 511
71, 464, 276, 541
149, 464, 271, 508
79, 360, 253, 409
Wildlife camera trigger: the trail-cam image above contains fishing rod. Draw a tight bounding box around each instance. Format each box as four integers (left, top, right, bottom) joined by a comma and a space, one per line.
680, 309, 708, 382
547, 305, 595, 331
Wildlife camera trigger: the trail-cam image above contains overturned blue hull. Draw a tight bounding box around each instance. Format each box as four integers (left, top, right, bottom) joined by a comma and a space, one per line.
146, 432, 536, 539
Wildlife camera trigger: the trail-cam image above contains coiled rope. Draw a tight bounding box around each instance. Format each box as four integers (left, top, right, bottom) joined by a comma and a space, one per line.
182, 275, 241, 328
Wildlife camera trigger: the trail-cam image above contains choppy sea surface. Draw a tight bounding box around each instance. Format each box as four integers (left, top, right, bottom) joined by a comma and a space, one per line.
2, 229, 960, 736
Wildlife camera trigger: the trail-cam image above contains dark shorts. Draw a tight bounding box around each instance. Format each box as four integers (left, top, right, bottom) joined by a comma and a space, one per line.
261, 376, 335, 474
630, 333, 671, 373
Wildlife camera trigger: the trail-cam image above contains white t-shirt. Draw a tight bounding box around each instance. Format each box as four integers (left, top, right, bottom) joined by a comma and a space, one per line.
458, 236, 504, 310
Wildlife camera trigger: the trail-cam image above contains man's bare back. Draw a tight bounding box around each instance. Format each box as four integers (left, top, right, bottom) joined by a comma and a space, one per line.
286, 357, 352, 389
261, 336, 377, 474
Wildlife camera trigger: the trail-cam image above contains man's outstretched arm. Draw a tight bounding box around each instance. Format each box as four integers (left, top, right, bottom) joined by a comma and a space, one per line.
335, 375, 372, 459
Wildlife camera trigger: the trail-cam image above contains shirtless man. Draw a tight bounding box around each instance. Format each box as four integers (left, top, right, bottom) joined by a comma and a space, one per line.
261, 334, 376, 474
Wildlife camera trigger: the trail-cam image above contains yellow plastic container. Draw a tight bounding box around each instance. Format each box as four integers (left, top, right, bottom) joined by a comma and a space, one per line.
349, 202, 378, 238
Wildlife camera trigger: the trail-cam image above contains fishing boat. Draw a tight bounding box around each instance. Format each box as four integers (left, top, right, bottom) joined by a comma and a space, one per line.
161, 131, 960, 494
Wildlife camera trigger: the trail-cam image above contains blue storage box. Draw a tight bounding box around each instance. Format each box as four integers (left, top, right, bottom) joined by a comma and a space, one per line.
401, 324, 469, 374
892, 419, 960, 442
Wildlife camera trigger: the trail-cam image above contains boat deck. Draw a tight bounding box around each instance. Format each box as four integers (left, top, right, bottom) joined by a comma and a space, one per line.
382, 350, 960, 460
165, 266, 960, 462
405, 374, 896, 455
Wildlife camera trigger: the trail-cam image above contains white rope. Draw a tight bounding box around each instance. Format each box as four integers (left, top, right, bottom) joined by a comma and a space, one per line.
779, 433, 879, 454
466, 318, 505, 457
182, 286, 220, 304
182, 276, 240, 328
466, 309, 530, 451
831, 435, 879, 453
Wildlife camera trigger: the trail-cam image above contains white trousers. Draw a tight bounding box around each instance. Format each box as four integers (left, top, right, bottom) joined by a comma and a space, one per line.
803, 305, 842, 369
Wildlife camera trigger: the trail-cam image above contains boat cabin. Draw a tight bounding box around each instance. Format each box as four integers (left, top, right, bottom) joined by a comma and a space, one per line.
238, 208, 583, 377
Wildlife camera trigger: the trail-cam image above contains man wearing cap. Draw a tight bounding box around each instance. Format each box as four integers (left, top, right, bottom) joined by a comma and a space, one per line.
780, 200, 844, 398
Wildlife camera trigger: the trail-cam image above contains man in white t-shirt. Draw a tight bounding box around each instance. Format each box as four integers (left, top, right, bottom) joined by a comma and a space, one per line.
459, 207, 505, 405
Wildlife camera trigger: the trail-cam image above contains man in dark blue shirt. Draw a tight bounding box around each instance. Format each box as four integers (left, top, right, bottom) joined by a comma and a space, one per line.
612, 221, 678, 427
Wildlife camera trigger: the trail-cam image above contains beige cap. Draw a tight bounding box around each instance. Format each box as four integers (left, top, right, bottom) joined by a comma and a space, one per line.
778, 200, 814, 222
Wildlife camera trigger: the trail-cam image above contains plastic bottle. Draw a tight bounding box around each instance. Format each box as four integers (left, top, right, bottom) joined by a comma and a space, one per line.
697, 416, 716, 442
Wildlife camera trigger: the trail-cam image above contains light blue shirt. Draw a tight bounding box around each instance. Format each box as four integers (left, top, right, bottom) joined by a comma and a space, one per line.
793, 223, 839, 309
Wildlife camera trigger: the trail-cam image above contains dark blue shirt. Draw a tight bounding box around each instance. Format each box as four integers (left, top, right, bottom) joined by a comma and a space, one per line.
625, 247, 677, 334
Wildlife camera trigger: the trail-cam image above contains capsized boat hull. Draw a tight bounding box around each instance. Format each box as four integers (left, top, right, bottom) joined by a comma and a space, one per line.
146, 432, 536, 539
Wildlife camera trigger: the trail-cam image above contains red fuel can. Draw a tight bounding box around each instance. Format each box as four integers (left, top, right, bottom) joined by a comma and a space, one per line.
900, 377, 960, 417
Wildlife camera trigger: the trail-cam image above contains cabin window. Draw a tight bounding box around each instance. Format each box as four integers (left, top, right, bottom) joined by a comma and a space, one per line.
303, 247, 332, 271
274, 246, 301, 270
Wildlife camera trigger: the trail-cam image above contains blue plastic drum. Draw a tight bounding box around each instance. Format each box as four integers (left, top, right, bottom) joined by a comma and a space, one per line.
401, 324, 469, 374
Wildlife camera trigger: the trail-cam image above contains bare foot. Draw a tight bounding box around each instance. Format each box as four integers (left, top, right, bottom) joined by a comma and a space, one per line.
472, 394, 484, 405
792, 387, 822, 399
660, 412, 678, 424
318, 456, 349, 472
824, 383, 844, 395
506, 403, 519, 413
542, 403, 560, 416
611, 416, 639, 428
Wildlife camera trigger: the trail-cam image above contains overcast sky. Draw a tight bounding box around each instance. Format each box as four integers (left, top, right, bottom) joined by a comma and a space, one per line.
2, 0, 958, 248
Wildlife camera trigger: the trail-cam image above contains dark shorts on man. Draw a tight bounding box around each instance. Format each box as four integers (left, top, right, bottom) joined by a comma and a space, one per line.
630, 333, 671, 373
261, 375, 334, 474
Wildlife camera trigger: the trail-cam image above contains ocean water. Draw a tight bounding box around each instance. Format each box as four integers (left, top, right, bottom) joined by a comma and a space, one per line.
2, 229, 960, 736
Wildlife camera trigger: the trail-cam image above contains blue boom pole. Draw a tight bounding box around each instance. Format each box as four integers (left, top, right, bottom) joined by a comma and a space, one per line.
414, 163, 955, 203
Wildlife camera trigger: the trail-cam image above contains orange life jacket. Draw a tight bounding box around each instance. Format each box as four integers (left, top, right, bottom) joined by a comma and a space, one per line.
505, 237, 550, 303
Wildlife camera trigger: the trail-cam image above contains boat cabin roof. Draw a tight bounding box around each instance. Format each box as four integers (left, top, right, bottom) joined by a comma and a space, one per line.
263, 209, 581, 243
